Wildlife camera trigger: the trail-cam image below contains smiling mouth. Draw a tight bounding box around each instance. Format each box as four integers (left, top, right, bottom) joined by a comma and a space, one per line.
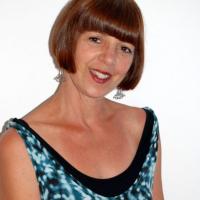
89, 69, 112, 84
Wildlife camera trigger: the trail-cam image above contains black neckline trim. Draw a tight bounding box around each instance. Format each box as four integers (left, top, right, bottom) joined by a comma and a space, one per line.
13, 108, 154, 197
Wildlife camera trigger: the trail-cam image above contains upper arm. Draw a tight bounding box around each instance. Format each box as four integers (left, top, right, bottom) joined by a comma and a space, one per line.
0, 129, 40, 200
152, 137, 164, 200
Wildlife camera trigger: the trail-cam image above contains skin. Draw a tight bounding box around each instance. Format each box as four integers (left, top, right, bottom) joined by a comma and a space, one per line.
0, 31, 164, 199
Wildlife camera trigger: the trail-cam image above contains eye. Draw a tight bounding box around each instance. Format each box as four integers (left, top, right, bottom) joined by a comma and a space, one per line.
121, 46, 134, 54
88, 36, 101, 44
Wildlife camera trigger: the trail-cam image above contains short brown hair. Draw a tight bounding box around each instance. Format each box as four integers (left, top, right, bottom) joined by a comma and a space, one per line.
49, 0, 144, 90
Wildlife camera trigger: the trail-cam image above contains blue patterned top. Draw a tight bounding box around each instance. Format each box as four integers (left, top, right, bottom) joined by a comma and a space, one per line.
4, 107, 159, 200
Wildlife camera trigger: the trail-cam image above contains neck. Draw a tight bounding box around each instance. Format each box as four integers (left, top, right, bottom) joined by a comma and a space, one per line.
51, 75, 112, 126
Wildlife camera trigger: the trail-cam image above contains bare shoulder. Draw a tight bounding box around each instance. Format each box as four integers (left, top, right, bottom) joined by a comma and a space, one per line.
107, 100, 147, 138
108, 100, 146, 126
0, 129, 40, 199
0, 128, 26, 160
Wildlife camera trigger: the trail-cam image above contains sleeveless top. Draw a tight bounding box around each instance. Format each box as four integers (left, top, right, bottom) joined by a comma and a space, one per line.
4, 107, 159, 200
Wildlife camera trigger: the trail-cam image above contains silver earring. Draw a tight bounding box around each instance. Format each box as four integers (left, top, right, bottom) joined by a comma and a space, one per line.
113, 89, 125, 99
54, 69, 65, 83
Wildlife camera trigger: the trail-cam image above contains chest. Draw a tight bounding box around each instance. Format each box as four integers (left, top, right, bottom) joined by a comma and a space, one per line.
43, 120, 142, 179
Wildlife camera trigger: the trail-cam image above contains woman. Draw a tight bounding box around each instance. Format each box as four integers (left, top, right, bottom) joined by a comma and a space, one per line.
0, 0, 164, 199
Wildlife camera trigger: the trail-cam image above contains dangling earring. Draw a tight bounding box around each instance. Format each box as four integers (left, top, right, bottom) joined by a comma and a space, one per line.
113, 89, 125, 99
54, 68, 65, 83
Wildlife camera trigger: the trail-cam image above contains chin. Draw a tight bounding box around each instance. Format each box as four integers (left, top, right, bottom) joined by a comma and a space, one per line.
83, 88, 111, 99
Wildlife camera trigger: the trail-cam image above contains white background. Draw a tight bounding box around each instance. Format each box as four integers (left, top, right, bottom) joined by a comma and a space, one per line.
0, 0, 200, 199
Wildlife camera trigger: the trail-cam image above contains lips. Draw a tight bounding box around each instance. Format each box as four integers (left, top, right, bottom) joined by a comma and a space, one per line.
89, 69, 112, 84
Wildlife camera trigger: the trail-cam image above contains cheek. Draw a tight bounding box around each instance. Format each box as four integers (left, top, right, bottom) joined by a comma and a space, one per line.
117, 58, 133, 74
74, 47, 83, 66
74, 47, 95, 70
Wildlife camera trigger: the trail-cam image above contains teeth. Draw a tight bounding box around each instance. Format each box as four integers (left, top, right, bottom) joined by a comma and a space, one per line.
91, 70, 110, 79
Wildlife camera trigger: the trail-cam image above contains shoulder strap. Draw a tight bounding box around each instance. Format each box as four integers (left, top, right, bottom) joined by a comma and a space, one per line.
4, 118, 44, 151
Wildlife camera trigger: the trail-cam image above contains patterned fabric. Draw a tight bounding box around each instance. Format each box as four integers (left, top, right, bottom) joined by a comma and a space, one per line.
4, 107, 159, 200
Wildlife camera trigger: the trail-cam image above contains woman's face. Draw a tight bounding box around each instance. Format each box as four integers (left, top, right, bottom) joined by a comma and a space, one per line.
69, 31, 135, 98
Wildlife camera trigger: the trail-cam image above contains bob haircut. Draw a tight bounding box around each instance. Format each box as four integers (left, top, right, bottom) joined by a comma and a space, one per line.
49, 0, 144, 90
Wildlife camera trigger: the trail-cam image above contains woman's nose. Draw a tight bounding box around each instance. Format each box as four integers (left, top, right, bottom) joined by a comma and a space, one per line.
99, 44, 117, 67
